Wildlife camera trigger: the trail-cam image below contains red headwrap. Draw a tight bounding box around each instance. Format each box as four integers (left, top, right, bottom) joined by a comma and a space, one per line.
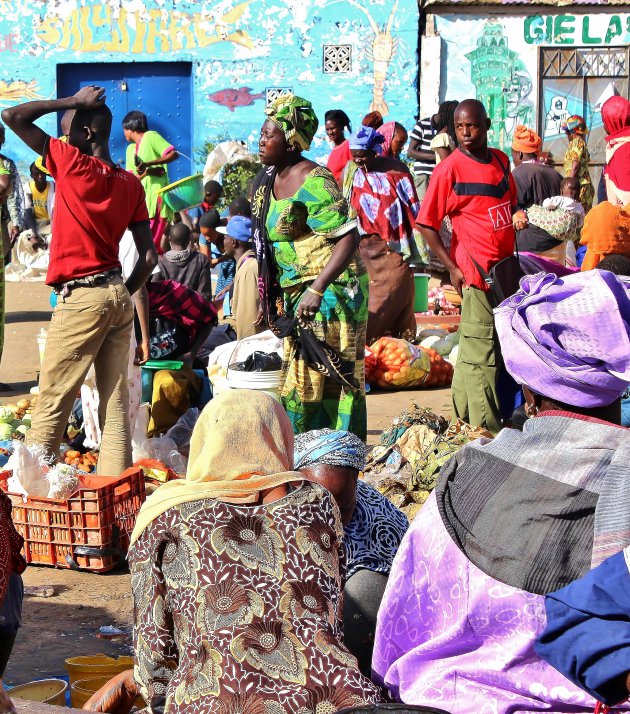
602, 96, 630, 142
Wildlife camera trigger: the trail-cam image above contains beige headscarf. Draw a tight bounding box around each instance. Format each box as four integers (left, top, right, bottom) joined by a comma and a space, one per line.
130, 389, 303, 545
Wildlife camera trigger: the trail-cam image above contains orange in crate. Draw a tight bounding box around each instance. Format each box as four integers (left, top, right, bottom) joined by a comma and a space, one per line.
3, 469, 146, 572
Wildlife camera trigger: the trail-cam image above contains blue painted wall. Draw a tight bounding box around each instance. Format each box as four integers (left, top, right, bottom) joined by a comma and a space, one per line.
0, 0, 419, 173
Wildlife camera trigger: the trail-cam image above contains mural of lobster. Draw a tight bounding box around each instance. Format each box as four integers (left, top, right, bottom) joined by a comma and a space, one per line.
347, 0, 399, 116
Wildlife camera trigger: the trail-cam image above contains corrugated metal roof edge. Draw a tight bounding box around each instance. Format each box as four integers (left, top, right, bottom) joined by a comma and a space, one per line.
422, 1, 628, 6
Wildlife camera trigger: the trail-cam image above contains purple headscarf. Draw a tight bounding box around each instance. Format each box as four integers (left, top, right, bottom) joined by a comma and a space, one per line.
348, 125, 385, 153
495, 270, 630, 408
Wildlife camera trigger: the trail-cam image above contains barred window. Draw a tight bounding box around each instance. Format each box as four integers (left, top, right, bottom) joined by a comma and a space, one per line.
541, 47, 627, 78
265, 87, 293, 105
323, 44, 352, 73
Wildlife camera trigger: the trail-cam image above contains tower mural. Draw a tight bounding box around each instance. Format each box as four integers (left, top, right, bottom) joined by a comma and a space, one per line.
465, 20, 533, 152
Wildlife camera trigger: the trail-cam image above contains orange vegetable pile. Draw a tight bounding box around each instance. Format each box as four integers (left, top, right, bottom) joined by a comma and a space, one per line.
366, 337, 454, 389
421, 347, 454, 388
366, 337, 431, 389
64, 449, 98, 473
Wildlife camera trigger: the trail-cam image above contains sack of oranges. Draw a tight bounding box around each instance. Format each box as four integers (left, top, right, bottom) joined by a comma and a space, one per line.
365, 337, 453, 389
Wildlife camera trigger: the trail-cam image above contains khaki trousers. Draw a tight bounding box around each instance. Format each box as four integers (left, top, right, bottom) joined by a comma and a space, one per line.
451, 286, 502, 435
26, 276, 134, 475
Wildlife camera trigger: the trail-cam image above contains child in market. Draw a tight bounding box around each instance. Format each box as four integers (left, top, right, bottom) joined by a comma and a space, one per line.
524, 177, 585, 266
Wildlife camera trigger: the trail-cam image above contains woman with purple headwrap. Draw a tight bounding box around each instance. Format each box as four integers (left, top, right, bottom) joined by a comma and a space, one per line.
342, 126, 421, 342
373, 270, 630, 713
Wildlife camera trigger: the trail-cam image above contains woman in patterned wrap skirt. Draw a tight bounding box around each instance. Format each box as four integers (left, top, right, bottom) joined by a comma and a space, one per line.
127, 390, 381, 714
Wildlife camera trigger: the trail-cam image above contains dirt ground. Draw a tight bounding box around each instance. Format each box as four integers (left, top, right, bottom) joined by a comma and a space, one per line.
1, 280, 451, 685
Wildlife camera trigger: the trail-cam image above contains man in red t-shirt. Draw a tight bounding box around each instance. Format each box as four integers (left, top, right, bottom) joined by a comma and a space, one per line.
417, 99, 520, 434
2, 86, 157, 474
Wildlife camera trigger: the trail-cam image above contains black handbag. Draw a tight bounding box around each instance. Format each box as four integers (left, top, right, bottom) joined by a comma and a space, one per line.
468, 253, 524, 309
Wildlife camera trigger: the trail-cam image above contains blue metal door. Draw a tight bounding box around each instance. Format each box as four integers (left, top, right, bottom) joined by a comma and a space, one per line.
56, 62, 192, 181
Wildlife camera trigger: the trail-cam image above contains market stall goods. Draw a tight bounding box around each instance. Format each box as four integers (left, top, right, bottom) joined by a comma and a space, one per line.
364, 403, 491, 519
366, 337, 454, 389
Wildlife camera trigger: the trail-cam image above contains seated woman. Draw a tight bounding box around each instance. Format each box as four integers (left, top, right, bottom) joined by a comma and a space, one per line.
129, 390, 381, 713
373, 269, 630, 713
294, 428, 409, 675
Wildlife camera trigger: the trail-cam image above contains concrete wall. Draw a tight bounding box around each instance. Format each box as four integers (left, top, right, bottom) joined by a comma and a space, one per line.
0, 0, 420, 172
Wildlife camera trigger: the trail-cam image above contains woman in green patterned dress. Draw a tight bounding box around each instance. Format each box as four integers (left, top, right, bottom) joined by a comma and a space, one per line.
251, 94, 369, 439
562, 115, 594, 214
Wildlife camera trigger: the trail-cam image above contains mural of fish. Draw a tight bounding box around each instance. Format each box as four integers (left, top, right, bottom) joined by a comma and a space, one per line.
207, 86, 265, 111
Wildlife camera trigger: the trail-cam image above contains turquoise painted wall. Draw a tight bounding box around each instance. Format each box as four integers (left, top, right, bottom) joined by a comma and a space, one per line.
0, 0, 419, 172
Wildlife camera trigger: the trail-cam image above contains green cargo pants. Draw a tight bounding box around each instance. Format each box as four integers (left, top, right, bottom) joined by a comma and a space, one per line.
451, 286, 502, 435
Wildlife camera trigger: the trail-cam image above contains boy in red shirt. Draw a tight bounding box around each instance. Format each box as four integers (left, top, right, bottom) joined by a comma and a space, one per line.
2, 86, 157, 474
417, 99, 519, 434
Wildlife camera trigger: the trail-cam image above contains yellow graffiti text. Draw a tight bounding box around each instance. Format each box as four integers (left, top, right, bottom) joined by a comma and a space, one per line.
36, 3, 254, 54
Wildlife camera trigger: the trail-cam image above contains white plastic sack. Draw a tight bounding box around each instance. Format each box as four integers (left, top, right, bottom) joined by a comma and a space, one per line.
6, 442, 51, 499
131, 404, 151, 462
203, 140, 257, 183
46, 463, 79, 500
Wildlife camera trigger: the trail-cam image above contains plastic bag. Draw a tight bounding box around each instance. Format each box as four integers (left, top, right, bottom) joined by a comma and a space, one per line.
230, 351, 282, 373
366, 338, 431, 389
131, 404, 151, 462
46, 463, 79, 499
133, 436, 187, 474
165, 408, 200, 449
6, 442, 50, 498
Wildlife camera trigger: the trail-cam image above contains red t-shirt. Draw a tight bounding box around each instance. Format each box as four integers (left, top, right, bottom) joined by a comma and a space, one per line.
417, 148, 517, 290
327, 140, 352, 182
44, 137, 149, 285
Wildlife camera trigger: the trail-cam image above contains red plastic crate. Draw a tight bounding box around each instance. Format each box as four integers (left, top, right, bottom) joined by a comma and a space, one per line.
2, 469, 146, 572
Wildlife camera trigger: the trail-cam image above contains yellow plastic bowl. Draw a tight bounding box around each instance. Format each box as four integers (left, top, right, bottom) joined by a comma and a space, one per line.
10, 678, 67, 706
65, 654, 134, 687
70, 675, 145, 709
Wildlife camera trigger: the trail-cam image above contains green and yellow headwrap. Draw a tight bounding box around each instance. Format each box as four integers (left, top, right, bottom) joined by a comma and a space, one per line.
265, 93, 319, 151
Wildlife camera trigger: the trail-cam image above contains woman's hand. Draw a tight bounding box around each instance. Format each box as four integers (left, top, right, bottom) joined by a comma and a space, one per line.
83, 669, 139, 714
297, 289, 323, 321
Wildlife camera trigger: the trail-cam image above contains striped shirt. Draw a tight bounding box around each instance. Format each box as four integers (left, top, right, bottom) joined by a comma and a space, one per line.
410, 117, 437, 176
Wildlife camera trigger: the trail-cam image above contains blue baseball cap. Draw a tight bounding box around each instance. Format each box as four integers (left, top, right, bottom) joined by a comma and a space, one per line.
217, 215, 252, 242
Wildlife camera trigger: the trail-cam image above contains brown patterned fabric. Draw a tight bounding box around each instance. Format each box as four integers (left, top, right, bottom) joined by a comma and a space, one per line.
129, 481, 381, 713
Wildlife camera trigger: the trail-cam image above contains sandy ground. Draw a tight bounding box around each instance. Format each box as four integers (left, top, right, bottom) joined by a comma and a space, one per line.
1, 280, 452, 685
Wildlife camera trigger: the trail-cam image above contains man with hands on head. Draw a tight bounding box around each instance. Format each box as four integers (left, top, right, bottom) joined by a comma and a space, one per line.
1, 85, 157, 475
417, 99, 521, 435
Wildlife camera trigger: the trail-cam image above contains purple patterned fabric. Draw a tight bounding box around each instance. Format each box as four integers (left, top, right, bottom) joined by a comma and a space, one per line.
372, 493, 630, 714
495, 270, 630, 407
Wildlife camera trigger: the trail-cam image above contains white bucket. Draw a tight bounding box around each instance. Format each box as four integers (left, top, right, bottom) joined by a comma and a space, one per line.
226, 368, 282, 402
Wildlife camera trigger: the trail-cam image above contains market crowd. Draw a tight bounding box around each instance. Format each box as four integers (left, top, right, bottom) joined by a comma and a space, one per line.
0, 81, 627, 714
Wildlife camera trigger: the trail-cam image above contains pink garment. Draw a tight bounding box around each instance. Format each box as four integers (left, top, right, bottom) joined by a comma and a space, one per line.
377, 122, 396, 157
372, 493, 623, 713
150, 213, 169, 255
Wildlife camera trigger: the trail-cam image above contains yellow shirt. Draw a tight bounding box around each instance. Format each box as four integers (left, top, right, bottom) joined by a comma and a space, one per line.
30, 181, 50, 221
